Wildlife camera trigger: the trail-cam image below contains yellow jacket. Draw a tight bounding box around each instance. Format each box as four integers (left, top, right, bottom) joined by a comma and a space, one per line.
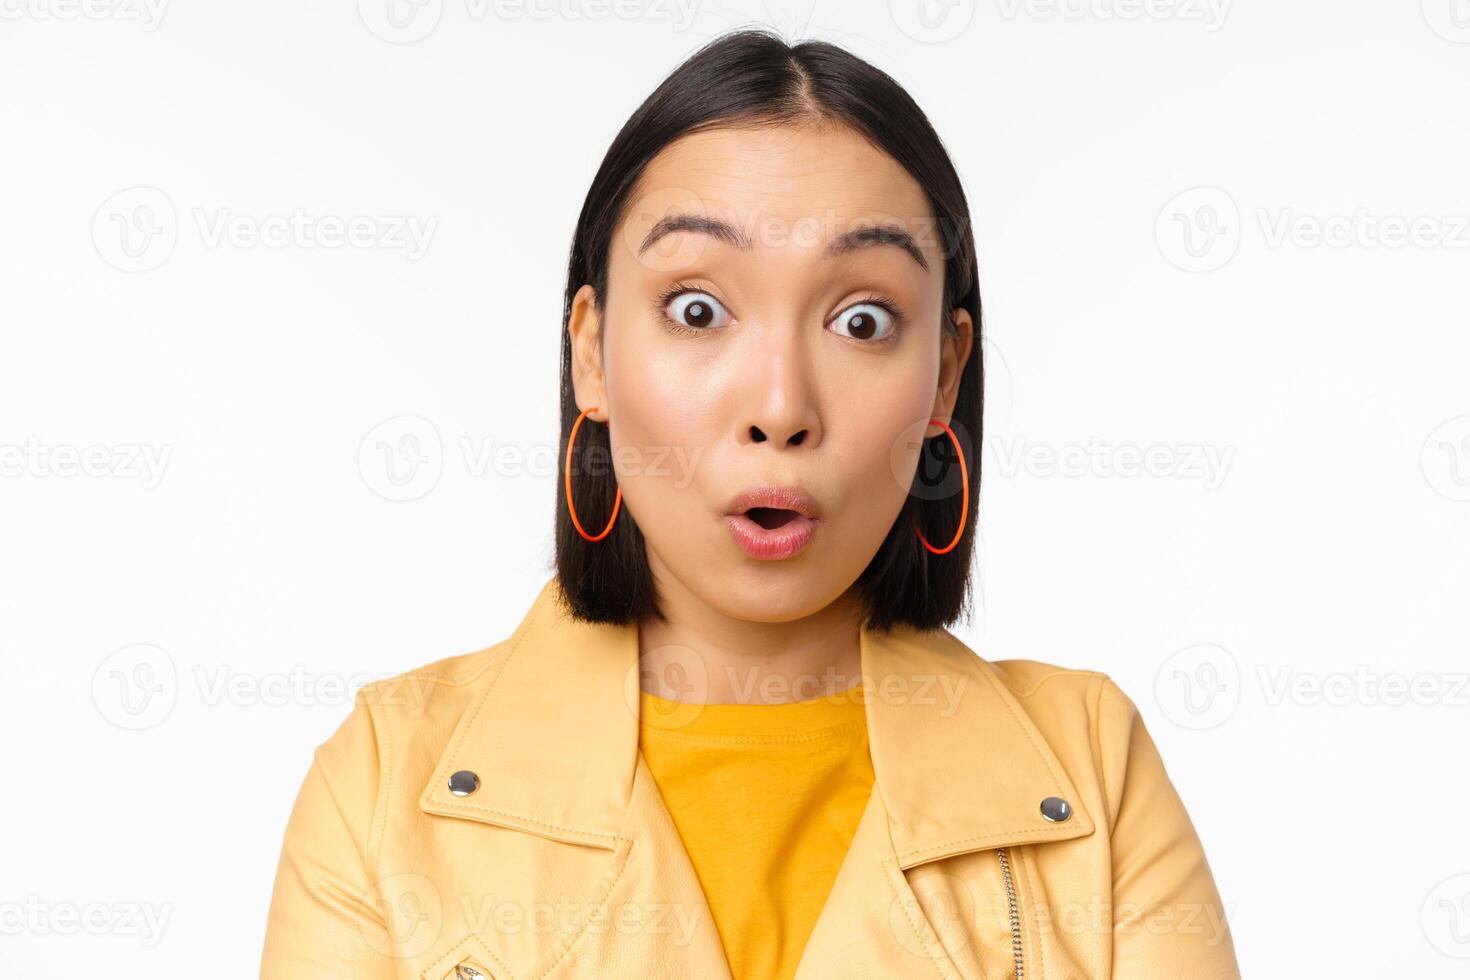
260, 576, 1240, 979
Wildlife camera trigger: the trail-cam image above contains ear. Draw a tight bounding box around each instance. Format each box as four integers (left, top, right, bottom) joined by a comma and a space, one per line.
929, 307, 975, 431
567, 283, 609, 422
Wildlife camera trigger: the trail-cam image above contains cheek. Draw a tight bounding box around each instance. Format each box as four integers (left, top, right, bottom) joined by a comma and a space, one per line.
602, 320, 716, 510
829, 354, 940, 537
837, 378, 936, 520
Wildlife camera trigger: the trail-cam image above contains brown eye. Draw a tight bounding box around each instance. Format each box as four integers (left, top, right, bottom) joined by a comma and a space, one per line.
665, 290, 729, 330
829, 302, 896, 342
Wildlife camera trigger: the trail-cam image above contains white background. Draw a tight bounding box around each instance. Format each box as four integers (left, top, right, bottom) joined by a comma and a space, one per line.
2, 0, 1468, 976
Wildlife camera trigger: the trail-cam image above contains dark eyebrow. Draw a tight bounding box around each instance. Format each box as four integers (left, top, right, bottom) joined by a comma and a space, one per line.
823, 223, 929, 273
637, 212, 930, 273
638, 214, 751, 254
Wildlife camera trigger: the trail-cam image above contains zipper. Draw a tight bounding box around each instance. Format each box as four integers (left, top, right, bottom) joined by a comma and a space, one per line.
996, 846, 1025, 980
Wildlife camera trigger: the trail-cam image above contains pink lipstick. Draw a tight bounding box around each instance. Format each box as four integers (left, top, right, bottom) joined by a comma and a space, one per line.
721, 485, 823, 560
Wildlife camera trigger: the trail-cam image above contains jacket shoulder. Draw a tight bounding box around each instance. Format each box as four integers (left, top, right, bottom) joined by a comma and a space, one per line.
986, 657, 1184, 834
986, 656, 1139, 724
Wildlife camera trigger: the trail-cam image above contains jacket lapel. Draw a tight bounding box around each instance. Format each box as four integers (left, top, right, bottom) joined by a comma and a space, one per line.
793, 622, 1097, 977
418, 576, 1096, 977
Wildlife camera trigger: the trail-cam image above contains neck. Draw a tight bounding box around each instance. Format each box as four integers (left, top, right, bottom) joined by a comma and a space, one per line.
636, 568, 865, 705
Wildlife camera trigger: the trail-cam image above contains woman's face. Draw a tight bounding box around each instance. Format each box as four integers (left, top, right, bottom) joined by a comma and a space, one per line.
569, 121, 972, 623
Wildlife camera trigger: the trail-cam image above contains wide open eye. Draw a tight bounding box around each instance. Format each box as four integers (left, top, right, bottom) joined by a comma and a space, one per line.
663, 289, 731, 331
828, 301, 898, 342
829, 301, 893, 343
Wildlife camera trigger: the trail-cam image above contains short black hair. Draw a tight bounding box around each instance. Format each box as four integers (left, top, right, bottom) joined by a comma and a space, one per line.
555, 28, 982, 631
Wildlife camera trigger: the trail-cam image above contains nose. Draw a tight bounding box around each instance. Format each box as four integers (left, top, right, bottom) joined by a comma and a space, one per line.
736, 327, 822, 450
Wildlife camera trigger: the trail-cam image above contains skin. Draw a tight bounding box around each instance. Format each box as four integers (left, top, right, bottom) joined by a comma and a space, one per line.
568, 120, 973, 704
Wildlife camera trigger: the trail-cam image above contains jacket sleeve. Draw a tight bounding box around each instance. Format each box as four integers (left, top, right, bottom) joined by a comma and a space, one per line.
259, 691, 398, 979
1097, 675, 1242, 980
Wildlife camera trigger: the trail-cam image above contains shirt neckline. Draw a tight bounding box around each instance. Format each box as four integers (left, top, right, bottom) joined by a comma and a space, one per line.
639, 683, 867, 738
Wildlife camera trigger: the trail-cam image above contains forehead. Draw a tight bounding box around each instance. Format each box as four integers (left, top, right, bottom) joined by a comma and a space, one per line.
623, 122, 939, 261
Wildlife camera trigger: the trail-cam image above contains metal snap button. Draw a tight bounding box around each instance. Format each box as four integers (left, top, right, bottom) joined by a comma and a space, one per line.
448, 770, 480, 797
1040, 796, 1072, 822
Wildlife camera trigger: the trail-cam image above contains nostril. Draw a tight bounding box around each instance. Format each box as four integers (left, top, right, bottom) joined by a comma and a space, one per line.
750, 425, 767, 443
788, 430, 806, 446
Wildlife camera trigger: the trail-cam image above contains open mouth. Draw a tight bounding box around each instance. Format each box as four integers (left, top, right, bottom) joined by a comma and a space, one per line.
743, 506, 802, 530
721, 484, 823, 560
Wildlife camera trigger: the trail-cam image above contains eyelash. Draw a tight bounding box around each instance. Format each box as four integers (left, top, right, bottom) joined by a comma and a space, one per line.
653, 281, 709, 336
653, 281, 908, 343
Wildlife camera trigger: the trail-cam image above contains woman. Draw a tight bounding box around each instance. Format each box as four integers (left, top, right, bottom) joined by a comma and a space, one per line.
260, 29, 1240, 980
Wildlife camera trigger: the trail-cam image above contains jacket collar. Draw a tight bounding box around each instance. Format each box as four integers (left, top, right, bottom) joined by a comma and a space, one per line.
421, 576, 1093, 866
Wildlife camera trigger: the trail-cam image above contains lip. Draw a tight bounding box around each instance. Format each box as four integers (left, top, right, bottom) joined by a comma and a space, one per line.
721, 484, 824, 561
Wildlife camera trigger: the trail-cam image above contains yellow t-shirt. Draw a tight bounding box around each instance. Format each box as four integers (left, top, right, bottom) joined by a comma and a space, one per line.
638, 684, 875, 980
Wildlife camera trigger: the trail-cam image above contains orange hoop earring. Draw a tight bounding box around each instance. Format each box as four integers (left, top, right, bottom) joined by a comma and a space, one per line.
915, 417, 969, 556
566, 406, 622, 543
